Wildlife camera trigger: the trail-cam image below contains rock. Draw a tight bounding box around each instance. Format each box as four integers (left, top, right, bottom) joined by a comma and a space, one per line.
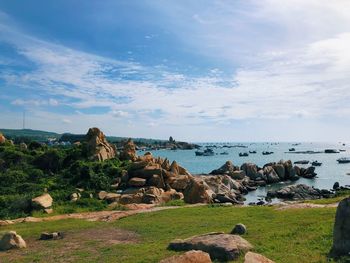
169, 161, 179, 175
86, 127, 116, 161
241, 163, 260, 180
267, 184, 326, 200
231, 170, 246, 180
333, 182, 340, 190
32, 193, 53, 210
98, 191, 108, 200
0, 231, 26, 251
120, 138, 137, 161
70, 193, 81, 202
129, 161, 149, 171
159, 250, 212, 263
272, 163, 285, 180
40, 232, 63, 240
168, 175, 191, 191
128, 177, 147, 187
183, 177, 212, 204
119, 193, 144, 205
283, 160, 298, 180
210, 161, 236, 176
231, 223, 247, 235
160, 189, 184, 203
168, 232, 253, 261
264, 166, 280, 184
44, 208, 53, 214
300, 166, 317, 179
244, 252, 275, 263
149, 174, 166, 188
330, 197, 350, 257
104, 193, 121, 203
0, 133, 6, 144
19, 142, 28, 150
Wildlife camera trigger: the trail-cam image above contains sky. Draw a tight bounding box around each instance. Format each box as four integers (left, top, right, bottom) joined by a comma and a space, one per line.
0, 0, 350, 142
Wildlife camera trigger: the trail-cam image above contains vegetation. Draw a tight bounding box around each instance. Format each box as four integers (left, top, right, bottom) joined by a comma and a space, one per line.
0, 205, 344, 263
0, 141, 129, 219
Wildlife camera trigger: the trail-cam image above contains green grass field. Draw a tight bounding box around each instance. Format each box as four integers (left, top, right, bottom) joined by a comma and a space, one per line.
0, 205, 345, 263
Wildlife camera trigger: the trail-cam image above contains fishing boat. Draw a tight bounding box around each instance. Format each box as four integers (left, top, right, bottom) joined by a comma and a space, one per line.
262, 151, 274, 155
249, 150, 257, 154
311, 161, 322, 166
337, 158, 350, 164
195, 148, 214, 156
289, 148, 296, 151
294, 160, 309, 165
239, 152, 249, 157
220, 151, 229, 155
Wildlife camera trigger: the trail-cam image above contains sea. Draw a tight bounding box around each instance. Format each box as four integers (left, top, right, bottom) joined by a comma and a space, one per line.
139, 142, 350, 203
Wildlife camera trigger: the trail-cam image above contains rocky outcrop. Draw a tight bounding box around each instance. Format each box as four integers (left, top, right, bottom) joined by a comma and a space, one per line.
267, 184, 333, 200
330, 197, 350, 257
0, 231, 26, 251
168, 232, 253, 261
183, 177, 212, 204
244, 252, 275, 263
159, 250, 212, 263
120, 138, 138, 161
86, 127, 116, 161
31, 193, 53, 213
0, 133, 6, 144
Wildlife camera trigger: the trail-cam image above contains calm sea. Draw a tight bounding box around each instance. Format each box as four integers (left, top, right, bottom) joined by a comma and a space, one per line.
140, 142, 350, 203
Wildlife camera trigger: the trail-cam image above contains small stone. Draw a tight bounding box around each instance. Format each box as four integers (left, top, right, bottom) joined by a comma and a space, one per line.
231, 223, 247, 235
244, 252, 275, 263
40, 232, 63, 240
159, 250, 212, 263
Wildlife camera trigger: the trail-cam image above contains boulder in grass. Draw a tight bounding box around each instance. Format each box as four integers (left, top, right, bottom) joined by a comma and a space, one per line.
244, 252, 275, 263
40, 232, 63, 240
159, 250, 212, 263
168, 232, 253, 261
231, 223, 247, 235
0, 231, 26, 251
32, 193, 53, 210
330, 197, 350, 257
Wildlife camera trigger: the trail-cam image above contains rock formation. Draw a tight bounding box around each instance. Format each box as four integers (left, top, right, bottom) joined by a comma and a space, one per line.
119, 138, 138, 161
330, 197, 350, 257
160, 250, 212, 263
31, 193, 53, 213
86, 127, 116, 161
0, 231, 26, 251
168, 232, 253, 261
267, 184, 333, 200
0, 133, 6, 144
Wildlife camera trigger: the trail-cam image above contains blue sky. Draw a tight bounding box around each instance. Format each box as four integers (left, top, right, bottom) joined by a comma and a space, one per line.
1, 0, 350, 141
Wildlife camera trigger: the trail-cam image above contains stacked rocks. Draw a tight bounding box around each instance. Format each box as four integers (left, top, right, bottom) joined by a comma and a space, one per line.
86, 127, 117, 161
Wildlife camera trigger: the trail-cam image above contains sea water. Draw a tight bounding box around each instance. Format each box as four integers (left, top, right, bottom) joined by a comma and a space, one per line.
140, 142, 350, 203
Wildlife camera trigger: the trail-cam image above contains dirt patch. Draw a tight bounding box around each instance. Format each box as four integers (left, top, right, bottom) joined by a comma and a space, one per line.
0, 227, 139, 263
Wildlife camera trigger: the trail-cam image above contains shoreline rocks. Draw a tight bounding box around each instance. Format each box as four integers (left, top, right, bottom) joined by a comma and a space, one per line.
267, 184, 333, 200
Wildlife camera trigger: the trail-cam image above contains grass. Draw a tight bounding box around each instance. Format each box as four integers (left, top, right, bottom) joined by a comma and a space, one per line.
0, 205, 344, 263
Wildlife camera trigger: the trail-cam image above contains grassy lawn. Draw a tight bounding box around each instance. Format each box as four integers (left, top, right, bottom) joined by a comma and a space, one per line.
0, 205, 341, 263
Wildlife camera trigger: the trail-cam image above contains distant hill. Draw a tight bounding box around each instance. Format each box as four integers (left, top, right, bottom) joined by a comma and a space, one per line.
0, 128, 167, 145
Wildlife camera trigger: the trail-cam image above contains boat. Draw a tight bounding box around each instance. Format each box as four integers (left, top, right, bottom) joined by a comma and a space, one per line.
294, 160, 309, 165
339, 149, 346, 152
262, 151, 274, 155
337, 158, 350, 164
195, 148, 215, 156
289, 148, 296, 151
249, 151, 257, 154
220, 152, 229, 155
239, 152, 249, 157
325, 149, 340, 153
311, 161, 322, 166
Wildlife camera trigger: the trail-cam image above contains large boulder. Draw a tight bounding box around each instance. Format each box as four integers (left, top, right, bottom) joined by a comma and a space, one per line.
0, 231, 26, 251
159, 250, 212, 263
283, 160, 299, 180
0, 133, 5, 144
183, 177, 212, 204
86, 127, 116, 161
330, 197, 350, 257
272, 163, 285, 180
168, 232, 253, 261
241, 163, 260, 180
128, 177, 147, 187
264, 166, 280, 184
244, 252, 275, 263
31, 193, 53, 213
168, 175, 191, 191
210, 161, 236, 176
120, 138, 137, 161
